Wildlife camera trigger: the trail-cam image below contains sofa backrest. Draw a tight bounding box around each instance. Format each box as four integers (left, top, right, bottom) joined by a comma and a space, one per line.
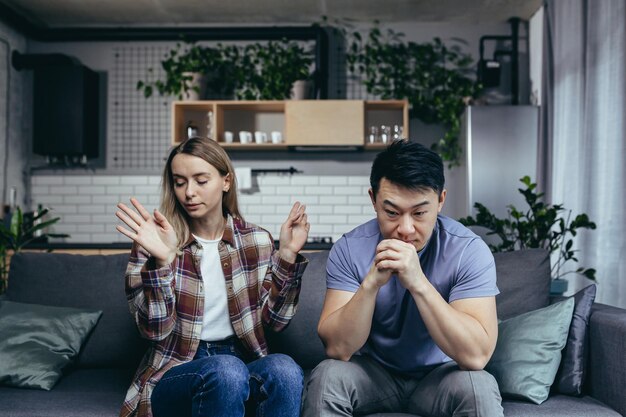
268, 248, 553, 369
6, 247, 551, 371
6, 252, 147, 369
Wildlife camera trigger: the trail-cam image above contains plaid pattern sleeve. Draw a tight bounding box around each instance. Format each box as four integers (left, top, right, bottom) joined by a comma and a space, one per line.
125, 243, 177, 341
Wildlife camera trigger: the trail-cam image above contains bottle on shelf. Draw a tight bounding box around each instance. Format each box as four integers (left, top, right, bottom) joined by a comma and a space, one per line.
186, 120, 198, 139
206, 111, 214, 140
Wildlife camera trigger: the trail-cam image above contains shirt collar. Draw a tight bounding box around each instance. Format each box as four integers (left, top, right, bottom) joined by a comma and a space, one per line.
181, 214, 236, 249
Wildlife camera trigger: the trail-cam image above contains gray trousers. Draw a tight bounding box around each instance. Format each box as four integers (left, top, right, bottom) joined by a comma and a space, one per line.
301, 355, 503, 417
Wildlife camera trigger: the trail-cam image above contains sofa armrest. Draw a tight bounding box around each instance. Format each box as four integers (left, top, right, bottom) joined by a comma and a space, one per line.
587, 303, 626, 416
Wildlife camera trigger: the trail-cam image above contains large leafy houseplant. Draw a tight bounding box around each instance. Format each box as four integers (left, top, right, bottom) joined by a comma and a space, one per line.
459, 176, 596, 282
341, 22, 481, 167
137, 42, 240, 100
0, 207, 68, 294
137, 39, 314, 101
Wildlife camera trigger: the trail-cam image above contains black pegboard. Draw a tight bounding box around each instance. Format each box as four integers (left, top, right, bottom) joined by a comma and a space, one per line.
110, 46, 172, 171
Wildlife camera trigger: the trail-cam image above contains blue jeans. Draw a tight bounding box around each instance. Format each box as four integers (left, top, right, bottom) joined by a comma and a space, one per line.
151, 338, 303, 417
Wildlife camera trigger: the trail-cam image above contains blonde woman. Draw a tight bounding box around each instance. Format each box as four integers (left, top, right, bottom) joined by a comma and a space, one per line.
115, 137, 310, 417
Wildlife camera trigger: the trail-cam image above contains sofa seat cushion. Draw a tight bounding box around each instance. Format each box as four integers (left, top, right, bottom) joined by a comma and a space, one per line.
502, 395, 622, 416
0, 368, 133, 417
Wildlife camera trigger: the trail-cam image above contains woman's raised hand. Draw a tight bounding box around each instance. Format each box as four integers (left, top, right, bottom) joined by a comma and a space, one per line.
116, 197, 178, 267
278, 201, 310, 263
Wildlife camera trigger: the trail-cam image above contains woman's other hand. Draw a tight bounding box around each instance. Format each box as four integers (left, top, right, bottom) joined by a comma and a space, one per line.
278, 201, 310, 263
116, 197, 178, 267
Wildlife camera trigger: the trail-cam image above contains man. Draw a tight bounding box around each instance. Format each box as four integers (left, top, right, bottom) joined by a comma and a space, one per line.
302, 140, 503, 416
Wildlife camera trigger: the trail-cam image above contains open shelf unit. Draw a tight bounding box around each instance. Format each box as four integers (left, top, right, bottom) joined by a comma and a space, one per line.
171, 99, 409, 149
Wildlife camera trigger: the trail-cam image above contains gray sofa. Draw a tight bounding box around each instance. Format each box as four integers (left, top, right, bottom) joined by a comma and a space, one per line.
0, 249, 624, 417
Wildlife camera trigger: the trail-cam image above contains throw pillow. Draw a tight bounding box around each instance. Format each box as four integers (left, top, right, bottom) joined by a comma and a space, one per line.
553, 284, 597, 395
0, 300, 102, 390
486, 298, 574, 404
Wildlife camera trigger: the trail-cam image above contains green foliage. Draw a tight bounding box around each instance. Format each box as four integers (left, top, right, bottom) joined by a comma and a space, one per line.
459, 176, 597, 281
0, 207, 69, 294
340, 22, 482, 167
137, 39, 314, 101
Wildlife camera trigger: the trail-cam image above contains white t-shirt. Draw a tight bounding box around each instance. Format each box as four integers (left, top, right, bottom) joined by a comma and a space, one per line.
194, 235, 235, 341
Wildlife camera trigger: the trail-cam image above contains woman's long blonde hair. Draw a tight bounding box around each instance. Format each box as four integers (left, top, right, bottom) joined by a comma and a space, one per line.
160, 137, 242, 247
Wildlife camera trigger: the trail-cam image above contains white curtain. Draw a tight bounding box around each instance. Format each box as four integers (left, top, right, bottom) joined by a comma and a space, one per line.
546, 0, 626, 307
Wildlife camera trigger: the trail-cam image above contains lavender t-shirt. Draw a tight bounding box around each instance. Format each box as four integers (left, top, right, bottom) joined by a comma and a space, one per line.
326, 215, 499, 375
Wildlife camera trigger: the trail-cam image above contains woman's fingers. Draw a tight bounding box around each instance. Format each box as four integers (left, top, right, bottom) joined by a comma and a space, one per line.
115, 208, 141, 232
117, 202, 145, 227
130, 197, 152, 221
116, 225, 136, 241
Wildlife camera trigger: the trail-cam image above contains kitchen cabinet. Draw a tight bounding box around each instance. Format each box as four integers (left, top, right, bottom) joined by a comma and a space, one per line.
171, 99, 408, 149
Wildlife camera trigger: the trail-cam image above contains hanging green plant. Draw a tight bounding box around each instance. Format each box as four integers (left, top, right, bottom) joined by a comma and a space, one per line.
137, 39, 314, 101
342, 22, 482, 167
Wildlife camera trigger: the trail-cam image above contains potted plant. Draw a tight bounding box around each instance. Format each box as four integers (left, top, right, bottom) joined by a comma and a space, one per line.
137, 39, 314, 101
339, 22, 481, 167
0, 207, 69, 294
137, 42, 240, 100
240, 39, 314, 100
458, 176, 596, 294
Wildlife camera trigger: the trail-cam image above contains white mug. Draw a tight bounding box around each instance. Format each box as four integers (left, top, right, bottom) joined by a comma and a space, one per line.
271, 131, 283, 144
239, 131, 252, 144
254, 131, 267, 144
223, 131, 234, 143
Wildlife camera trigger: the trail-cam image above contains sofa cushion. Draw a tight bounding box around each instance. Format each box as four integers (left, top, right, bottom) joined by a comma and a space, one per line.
502, 395, 622, 416
0, 300, 101, 390
6, 252, 146, 369
267, 250, 328, 369
0, 368, 133, 417
486, 298, 574, 404
553, 283, 596, 395
494, 249, 551, 320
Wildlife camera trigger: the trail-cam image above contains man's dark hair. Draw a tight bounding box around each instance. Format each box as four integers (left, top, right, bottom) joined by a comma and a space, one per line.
370, 140, 445, 198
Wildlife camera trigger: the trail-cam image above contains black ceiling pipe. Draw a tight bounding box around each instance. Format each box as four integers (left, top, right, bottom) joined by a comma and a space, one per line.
11, 50, 81, 71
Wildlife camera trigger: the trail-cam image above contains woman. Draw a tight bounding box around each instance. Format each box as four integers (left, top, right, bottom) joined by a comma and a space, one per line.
115, 137, 310, 417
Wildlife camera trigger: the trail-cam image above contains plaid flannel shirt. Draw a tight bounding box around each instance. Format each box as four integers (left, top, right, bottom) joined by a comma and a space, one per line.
119, 215, 308, 417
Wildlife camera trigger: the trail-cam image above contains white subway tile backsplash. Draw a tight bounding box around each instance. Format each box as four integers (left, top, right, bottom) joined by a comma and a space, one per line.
78, 205, 106, 214
93, 177, 121, 185
35, 195, 64, 205
134, 185, 160, 195
305, 186, 335, 196
262, 195, 290, 205
77, 224, 105, 233
64, 177, 92, 185
290, 195, 318, 205
64, 195, 91, 204
319, 195, 347, 205
333, 186, 361, 196
50, 186, 78, 195
32, 176, 63, 186
290, 176, 319, 186
106, 186, 134, 195
79, 186, 106, 195
275, 186, 304, 195
93, 195, 121, 204
257, 176, 291, 186
120, 176, 149, 185
333, 205, 362, 214
348, 177, 370, 186
319, 176, 348, 185
31, 174, 375, 244
248, 205, 275, 214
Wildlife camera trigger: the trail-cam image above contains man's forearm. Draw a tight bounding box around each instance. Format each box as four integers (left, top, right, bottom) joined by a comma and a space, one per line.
410, 281, 497, 370
318, 283, 379, 361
